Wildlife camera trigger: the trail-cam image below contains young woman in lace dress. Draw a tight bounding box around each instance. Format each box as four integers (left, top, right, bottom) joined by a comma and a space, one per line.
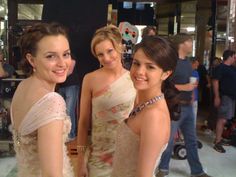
111, 36, 180, 177
77, 25, 136, 177
10, 23, 74, 177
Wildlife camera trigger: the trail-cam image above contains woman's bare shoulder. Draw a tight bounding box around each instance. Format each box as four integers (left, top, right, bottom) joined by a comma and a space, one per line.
140, 104, 170, 124
83, 69, 103, 81
139, 105, 170, 141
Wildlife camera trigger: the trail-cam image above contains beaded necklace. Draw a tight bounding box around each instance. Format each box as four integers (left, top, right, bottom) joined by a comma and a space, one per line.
129, 94, 164, 118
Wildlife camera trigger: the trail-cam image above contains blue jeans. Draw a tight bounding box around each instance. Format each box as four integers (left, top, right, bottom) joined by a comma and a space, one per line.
58, 85, 80, 139
156, 105, 205, 176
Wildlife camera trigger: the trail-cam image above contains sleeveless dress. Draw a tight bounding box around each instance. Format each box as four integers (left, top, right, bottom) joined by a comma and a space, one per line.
10, 92, 74, 177
111, 121, 167, 177
88, 72, 136, 177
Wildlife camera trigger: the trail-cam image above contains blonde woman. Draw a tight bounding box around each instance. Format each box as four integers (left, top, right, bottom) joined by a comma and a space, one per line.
77, 25, 136, 177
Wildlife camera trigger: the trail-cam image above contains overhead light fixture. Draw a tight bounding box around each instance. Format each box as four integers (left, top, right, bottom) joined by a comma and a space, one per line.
228, 36, 234, 42
0, 6, 4, 11
186, 27, 195, 32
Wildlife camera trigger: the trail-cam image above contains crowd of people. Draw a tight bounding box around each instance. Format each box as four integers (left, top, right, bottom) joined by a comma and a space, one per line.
6, 22, 236, 177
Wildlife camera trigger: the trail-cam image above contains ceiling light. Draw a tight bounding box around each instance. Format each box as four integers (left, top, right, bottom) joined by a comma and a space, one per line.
0, 6, 4, 11
186, 27, 195, 32
228, 36, 234, 42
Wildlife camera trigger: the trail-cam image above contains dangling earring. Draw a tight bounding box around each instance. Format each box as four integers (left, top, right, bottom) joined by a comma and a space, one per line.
33, 68, 36, 72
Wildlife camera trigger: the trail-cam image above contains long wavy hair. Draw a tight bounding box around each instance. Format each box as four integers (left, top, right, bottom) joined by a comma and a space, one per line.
133, 36, 181, 120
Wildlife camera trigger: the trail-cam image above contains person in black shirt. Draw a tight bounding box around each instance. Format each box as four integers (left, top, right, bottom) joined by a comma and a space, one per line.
212, 49, 236, 153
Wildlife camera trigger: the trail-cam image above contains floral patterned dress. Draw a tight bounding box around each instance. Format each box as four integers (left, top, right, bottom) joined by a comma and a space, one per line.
11, 92, 74, 177
88, 72, 136, 177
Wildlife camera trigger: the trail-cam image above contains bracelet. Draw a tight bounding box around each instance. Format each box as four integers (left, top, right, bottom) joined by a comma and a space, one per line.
77, 145, 87, 153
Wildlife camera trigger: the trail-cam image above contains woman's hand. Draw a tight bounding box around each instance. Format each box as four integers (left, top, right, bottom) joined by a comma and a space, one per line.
77, 156, 88, 177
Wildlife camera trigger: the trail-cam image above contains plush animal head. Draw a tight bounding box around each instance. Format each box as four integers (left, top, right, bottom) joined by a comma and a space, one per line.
118, 22, 139, 44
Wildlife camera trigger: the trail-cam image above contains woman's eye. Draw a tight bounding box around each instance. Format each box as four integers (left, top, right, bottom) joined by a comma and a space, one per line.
132, 61, 139, 66
97, 53, 103, 58
147, 65, 155, 69
46, 55, 56, 59
108, 49, 113, 54
63, 52, 71, 58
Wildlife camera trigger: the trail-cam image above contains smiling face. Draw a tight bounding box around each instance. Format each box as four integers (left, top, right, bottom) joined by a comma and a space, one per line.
130, 49, 171, 92
26, 35, 71, 85
94, 39, 122, 69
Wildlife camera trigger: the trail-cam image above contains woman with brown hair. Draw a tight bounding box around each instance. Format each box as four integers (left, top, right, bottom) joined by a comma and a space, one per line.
11, 22, 74, 177
112, 36, 179, 177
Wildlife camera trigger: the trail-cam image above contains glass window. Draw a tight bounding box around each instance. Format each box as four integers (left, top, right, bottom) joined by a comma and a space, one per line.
17, 4, 43, 20
123, 2, 133, 9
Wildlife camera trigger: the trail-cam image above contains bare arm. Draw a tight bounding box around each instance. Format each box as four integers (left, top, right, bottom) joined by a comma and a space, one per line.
137, 109, 170, 177
212, 79, 220, 107
38, 120, 64, 177
77, 74, 93, 177
175, 83, 196, 91
206, 75, 211, 88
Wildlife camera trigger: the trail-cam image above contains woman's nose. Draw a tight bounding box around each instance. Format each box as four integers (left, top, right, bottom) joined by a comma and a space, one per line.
136, 65, 145, 75
57, 56, 66, 67
102, 53, 110, 62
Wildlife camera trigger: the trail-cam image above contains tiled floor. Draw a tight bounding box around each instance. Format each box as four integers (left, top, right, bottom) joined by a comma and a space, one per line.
168, 131, 236, 177
1, 110, 236, 177
0, 156, 16, 177
1, 130, 236, 177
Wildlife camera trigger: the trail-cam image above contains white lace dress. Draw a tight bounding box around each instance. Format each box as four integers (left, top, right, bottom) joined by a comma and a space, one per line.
11, 92, 74, 177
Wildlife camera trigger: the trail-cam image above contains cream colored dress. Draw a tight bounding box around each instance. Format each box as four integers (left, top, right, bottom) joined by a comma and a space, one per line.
88, 72, 136, 177
111, 121, 167, 177
10, 92, 74, 177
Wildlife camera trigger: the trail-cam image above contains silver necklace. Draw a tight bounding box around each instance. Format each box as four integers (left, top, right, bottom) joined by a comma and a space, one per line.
129, 94, 164, 118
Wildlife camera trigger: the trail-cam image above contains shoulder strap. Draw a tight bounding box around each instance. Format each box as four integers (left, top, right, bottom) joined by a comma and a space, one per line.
19, 92, 67, 135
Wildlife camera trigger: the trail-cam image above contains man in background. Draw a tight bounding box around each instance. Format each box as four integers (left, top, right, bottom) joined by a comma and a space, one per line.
155, 33, 211, 177
212, 49, 236, 153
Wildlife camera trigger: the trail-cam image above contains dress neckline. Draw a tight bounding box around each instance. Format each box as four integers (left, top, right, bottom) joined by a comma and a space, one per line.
92, 71, 129, 99
129, 94, 164, 118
